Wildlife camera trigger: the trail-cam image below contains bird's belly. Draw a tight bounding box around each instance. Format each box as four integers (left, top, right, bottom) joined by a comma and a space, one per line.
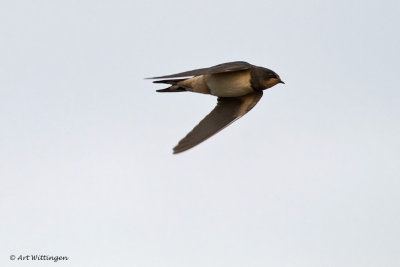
206, 71, 253, 97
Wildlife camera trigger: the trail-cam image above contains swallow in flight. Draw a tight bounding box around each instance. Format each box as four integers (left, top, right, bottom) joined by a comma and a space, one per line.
148, 61, 284, 154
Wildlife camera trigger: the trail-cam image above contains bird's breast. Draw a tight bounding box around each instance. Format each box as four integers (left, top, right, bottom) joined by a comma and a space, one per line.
205, 70, 253, 97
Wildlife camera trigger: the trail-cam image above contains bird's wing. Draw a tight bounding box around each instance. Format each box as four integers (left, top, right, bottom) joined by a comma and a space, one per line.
173, 91, 263, 154
147, 61, 254, 79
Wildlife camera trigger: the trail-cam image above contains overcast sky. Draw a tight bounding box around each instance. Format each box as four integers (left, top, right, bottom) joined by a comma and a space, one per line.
1, 1, 399, 266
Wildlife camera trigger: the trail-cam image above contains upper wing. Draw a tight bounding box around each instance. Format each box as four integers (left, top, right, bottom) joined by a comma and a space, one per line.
147, 61, 254, 79
173, 91, 263, 154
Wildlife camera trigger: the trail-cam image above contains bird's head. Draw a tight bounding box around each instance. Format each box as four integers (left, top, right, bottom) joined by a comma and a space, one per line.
251, 67, 284, 91
262, 70, 284, 89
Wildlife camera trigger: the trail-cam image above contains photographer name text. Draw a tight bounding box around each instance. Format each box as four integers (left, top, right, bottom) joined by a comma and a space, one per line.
10, 254, 69, 262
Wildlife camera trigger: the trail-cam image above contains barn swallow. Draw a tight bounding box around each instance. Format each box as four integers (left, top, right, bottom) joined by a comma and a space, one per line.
147, 61, 284, 154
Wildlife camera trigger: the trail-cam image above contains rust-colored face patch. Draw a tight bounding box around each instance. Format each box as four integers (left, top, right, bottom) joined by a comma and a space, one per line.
263, 77, 281, 89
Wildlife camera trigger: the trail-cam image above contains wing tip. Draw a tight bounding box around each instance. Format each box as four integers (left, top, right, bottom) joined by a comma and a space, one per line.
173, 140, 198, 154
172, 145, 187, 154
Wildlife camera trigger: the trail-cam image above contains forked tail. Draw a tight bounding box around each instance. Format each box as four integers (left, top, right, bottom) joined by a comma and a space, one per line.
153, 78, 188, 93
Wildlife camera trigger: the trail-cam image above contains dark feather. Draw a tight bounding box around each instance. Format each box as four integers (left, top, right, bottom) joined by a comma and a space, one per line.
173, 91, 263, 154
147, 61, 254, 79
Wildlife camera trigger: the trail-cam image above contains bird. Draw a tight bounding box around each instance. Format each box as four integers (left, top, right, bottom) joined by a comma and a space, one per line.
147, 61, 284, 154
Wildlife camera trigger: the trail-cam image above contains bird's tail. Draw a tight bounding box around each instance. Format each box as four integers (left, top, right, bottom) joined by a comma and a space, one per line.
153, 78, 188, 93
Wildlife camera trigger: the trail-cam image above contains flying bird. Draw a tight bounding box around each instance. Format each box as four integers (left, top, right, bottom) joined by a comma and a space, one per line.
148, 61, 284, 154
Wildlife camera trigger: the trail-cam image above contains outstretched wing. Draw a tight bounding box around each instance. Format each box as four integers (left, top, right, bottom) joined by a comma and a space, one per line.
147, 61, 254, 79
173, 91, 263, 154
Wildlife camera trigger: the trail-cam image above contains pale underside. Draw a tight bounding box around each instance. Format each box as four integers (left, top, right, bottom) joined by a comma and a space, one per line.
178, 70, 254, 97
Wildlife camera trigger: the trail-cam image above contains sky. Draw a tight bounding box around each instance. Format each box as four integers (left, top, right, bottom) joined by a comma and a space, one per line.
1, 0, 399, 266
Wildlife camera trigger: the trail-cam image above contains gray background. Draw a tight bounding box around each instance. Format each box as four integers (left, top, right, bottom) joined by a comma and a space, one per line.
1, 0, 399, 266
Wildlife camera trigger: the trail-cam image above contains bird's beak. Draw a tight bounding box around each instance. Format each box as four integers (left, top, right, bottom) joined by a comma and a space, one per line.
279, 80, 285, 84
